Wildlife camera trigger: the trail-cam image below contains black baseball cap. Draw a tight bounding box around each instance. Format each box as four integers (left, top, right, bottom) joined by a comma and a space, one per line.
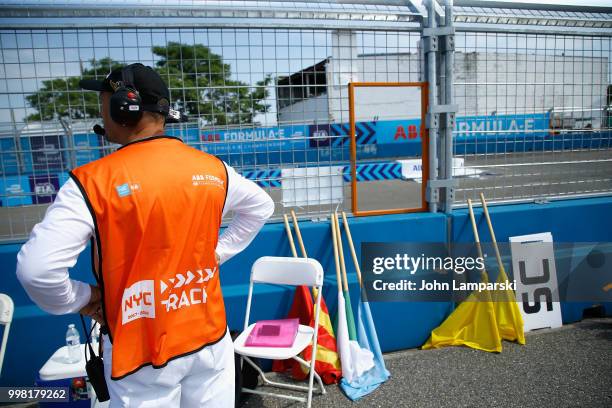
79, 63, 171, 116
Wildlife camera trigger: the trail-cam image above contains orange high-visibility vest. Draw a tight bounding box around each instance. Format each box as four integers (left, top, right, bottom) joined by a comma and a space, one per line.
70, 136, 228, 380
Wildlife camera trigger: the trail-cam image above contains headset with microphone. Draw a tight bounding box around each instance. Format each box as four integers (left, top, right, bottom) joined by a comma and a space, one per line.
92, 66, 141, 136
93, 64, 187, 136
109, 65, 143, 127
93, 124, 106, 136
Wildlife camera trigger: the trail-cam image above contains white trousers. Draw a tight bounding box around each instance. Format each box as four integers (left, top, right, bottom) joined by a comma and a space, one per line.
102, 329, 235, 408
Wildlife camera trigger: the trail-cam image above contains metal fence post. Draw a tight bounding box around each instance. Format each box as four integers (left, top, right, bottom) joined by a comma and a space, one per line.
423, 0, 458, 213
441, 0, 456, 213
59, 118, 76, 170
423, 0, 439, 213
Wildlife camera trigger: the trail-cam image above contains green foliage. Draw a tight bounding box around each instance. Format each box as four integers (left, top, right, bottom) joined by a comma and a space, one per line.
26, 43, 270, 125
26, 58, 121, 121
153, 42, 271, 126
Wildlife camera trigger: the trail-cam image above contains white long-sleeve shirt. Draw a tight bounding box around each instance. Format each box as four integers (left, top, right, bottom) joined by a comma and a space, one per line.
16, 161, 274, 315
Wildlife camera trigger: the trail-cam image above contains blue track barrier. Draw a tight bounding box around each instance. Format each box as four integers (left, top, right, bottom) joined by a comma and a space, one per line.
1, 197, 611, 386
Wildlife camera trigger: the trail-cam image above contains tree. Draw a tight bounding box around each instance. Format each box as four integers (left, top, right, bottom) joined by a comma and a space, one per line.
26, 57, 122, 121
26, 43, 271, 125
154, 42, 271, 126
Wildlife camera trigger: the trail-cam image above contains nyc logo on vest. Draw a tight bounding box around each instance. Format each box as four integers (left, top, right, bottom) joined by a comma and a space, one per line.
122, 280, 155, 325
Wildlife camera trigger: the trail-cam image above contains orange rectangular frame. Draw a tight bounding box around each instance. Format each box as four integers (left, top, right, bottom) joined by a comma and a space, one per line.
349, 82, 429, 216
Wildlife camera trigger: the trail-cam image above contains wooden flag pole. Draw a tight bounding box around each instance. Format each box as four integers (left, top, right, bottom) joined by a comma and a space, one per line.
331, 213, 342, 293
290, 209, 308, 258
341, 211, 362, 288
479, 193, 505, 275
467, 198, 488, 283
334, 212, 350, 293
283, 214, 298, 258
291, 210, 321, 299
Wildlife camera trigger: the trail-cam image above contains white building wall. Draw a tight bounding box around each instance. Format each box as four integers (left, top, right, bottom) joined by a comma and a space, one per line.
326, 30, 359, 125
277, 93, 329, 125
454, 52, 608, 127
279, 50, 608, 128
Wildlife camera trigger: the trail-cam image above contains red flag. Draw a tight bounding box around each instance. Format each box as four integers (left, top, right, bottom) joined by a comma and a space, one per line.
272, 286, 341, 384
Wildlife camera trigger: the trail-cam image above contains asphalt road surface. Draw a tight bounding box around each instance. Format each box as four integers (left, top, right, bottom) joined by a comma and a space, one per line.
3, 317, 610, 408
241, 317, 612, 408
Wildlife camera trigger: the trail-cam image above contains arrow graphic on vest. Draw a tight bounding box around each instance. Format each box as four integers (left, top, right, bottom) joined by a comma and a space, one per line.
159, 268, 216, 294
197, 267, 216, 283
185, 271, 195, 285
175, 274, 186, 288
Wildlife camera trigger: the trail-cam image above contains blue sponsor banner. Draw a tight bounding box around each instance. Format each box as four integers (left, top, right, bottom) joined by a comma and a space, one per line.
0, 137, 19, 176
0, 175, 32, 207
20, 135, 66, 173
166, 114, 555, 164
29, 174, 60, 204
200, 124, 309, 155
73, 133, 103, 167
455, 112, 550, 138
3, 112, 605, 178
375, 118, 423, 145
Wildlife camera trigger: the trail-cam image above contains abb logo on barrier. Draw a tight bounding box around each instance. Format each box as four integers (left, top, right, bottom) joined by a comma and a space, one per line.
121, 280, 155, 325
394, 125, 420, 140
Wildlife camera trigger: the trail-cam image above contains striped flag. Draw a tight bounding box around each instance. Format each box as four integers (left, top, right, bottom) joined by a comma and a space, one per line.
298, 296, 342, 384
344, 284, 358, 341
340, 298, 391, 400
272, 213, 341, 384
332, 213, 374, 386
339, 212, 390, 400
272, 285, 341, 383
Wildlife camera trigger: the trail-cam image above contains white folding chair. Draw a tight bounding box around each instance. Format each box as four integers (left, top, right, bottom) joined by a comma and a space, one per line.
0, 293, 14, 378
233, 256, 327, 408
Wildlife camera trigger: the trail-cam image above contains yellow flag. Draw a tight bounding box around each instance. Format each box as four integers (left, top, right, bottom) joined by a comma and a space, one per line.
422, 290, 502, 353
422, 273, 502, 353
491, 267, 526, 345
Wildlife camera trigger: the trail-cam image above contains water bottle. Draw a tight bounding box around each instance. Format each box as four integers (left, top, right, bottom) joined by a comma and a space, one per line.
65, 324, 82, 363
91, 322, 100, 345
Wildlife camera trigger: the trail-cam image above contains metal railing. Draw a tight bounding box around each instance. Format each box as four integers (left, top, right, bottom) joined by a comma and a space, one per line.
0, 0, 610, 242
452, 31, 612, 206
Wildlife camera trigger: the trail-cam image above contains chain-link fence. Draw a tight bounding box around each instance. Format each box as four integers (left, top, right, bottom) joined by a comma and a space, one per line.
0, 1, 424, 241
452, 31, 612, 205
0, 0, 611, 242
